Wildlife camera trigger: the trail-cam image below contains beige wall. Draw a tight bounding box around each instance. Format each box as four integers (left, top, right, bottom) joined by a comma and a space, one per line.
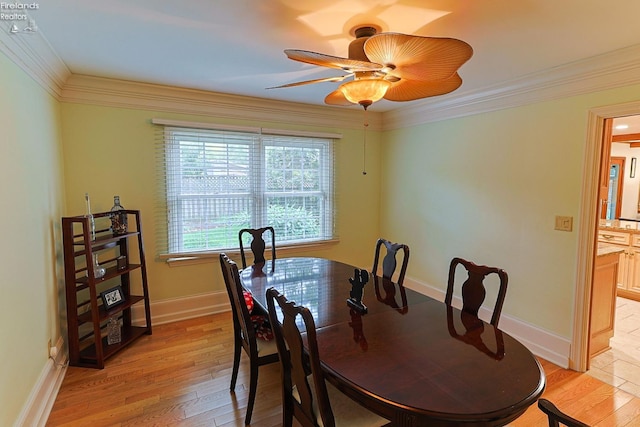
60, 103, 383, 302
0, 53, 65, 424
381, 84, 640, 337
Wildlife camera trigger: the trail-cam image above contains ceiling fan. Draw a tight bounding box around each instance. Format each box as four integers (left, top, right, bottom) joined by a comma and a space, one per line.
270, 25, 473, 110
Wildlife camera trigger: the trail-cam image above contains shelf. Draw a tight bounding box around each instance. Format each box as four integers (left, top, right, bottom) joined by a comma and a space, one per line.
77, 325, 150, 368
62, 209, 152, 369
72, 230, 141, 256
75, 263, 141, 288
77, 295, 145, 324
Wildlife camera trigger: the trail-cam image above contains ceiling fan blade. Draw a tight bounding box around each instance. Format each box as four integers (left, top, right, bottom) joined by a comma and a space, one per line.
324, 89, 353, 106
383, 74, 463, 102
267, 75, 352, 89
285, 49, 382, 72
364, 33, 473, 82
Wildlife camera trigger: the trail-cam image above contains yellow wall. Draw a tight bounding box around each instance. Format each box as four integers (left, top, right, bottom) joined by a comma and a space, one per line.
381, 84, 640, 337
60, 104, 383, 302
0, 53, 65, 424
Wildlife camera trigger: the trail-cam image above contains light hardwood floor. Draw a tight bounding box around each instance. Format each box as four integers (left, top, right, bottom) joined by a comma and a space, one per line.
47, 310, 640, 426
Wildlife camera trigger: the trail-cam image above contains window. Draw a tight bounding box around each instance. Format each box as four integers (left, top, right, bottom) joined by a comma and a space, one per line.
157, 124, 335, 255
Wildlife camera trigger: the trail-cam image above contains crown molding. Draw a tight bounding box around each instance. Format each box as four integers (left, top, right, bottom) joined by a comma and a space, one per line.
4, 15, 640, 132
0, 18, 70, 98
61, 74, 382, 131
383, 43, 640, 130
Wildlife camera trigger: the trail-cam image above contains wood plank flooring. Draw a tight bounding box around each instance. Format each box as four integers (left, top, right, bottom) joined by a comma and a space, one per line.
46, 311, 640, 426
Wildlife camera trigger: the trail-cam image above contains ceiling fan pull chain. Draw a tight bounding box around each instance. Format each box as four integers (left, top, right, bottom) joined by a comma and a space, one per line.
362, 109, 368, 175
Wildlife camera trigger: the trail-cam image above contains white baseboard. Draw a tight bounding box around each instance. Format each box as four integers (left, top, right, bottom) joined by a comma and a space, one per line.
404, 277, 571, 369
132, 290, 230, 326
15, 337, 67, 427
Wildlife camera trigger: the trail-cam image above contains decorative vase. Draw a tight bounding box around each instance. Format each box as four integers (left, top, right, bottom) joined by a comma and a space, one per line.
107, 317, 122, 345
110, 195, 128, 235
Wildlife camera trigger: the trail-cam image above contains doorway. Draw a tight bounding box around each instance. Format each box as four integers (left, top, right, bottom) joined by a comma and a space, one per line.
576, 106, 640, 372
587, 117, 640, 392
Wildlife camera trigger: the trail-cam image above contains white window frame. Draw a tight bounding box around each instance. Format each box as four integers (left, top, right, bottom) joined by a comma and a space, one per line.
156, 121, 337, 256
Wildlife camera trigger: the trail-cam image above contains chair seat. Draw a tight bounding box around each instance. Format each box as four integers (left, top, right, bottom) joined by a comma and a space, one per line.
256, 335, 278, 356
293, 376, 389, 427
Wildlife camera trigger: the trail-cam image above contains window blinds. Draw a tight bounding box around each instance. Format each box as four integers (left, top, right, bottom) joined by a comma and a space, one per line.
154, 121, 337, 255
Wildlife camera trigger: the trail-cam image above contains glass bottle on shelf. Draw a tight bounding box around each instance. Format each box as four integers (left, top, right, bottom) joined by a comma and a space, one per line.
85, 192, 96, 240
110, 195, 128, 235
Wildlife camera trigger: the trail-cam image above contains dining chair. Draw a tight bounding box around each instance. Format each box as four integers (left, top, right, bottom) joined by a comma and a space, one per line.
238, 226, 276, 269
219, 253, 279, 425
537, 398, 589, 427
371, 238, 410, 285
266, 287, 390, 427
445, 257, 508, 327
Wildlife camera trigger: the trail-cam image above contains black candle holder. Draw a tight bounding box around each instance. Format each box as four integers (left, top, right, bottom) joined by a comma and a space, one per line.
347, 268, 369, 314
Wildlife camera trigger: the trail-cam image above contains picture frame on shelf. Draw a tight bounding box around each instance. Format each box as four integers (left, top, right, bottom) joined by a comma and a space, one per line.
100, 285, 125, 310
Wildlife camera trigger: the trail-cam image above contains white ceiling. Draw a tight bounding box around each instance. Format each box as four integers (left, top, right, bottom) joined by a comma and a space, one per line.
13, 0, 640, 116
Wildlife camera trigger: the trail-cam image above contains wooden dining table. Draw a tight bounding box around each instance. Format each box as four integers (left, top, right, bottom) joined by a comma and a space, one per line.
239, 257, 546, 427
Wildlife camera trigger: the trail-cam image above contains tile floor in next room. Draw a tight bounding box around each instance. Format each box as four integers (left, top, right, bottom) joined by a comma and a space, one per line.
589, 297, 640, 396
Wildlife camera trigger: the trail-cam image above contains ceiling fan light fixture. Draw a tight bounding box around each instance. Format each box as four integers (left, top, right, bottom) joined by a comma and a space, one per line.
339, 78, 391, 109
275, 23, 472, 108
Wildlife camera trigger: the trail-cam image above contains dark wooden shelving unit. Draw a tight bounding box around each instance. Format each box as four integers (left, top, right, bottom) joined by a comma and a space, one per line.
62, 209, 152, 369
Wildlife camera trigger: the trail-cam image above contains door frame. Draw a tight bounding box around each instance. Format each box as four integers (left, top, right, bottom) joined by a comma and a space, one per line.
574, 100, 640, 371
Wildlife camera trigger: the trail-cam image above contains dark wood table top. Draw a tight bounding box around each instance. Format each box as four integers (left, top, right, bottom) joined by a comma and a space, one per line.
240, 257, 546, 427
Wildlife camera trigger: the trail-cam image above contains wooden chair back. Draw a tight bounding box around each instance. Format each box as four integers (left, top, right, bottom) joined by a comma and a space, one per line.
220, 253, 280, 424
538, 398, 589, 427
239, 226, 276, 269
267, 287, 335, 427
445, 257, 508, 327
371, 238, 410, 285
220, 253, 258, 361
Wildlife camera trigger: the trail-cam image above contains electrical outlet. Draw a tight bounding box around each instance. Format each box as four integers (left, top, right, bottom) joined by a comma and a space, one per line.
555, 215, 573, 232
48, 338, 59, 359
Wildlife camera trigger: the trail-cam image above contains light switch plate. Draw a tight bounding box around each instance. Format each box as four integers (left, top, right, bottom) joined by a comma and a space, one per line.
555, 215, 573, 232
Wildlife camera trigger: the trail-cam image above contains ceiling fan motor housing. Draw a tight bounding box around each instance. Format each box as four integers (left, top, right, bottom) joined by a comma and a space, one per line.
348, 26, 377, 61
